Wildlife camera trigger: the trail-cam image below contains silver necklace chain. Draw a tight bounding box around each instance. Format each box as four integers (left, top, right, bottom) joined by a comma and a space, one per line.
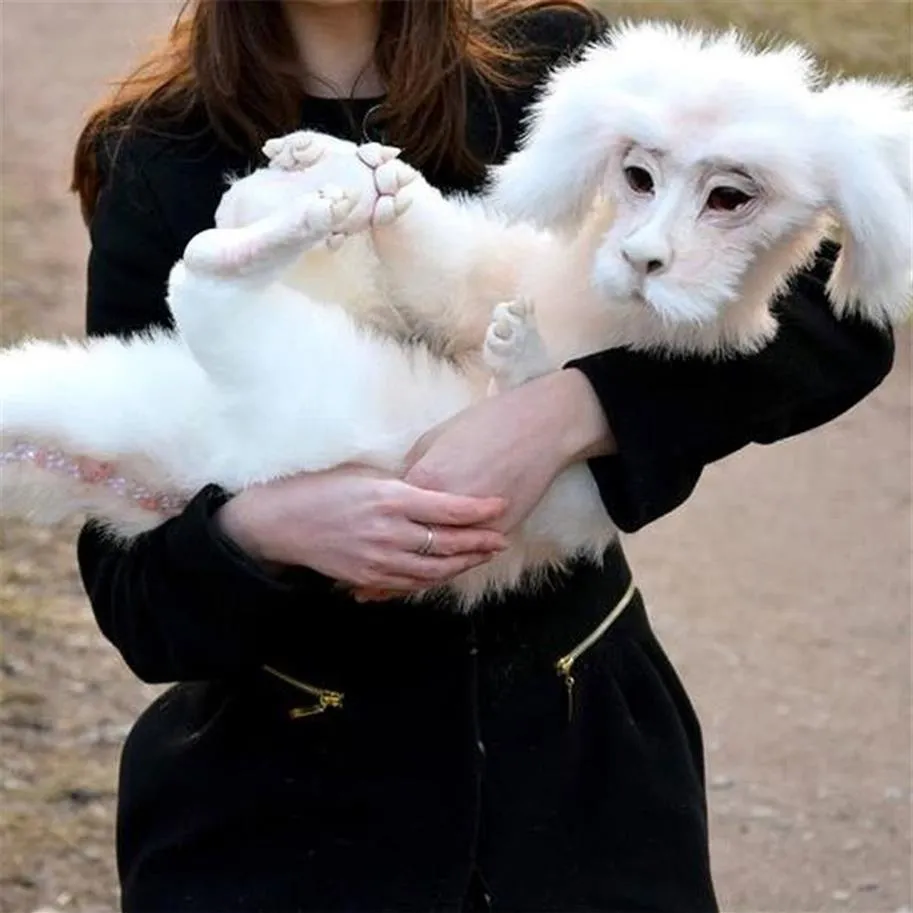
361, 103, 387, 144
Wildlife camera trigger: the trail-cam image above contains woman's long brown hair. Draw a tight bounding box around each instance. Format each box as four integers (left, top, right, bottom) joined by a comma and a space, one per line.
71, 0, 598, 223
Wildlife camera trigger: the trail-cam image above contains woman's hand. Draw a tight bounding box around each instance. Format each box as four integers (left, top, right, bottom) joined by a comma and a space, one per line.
351, 369, 616, 602
215, 465, 509, 592
405, 369, 615, 531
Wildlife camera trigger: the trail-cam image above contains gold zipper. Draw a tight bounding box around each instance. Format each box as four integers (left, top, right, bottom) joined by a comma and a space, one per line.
262, 665, 345, 720
555, 580, 636, 722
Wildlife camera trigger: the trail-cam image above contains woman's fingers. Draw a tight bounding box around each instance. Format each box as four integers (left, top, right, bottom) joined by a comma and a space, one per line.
345, 521, 509, 597
411, 525, 509, 557
351, 549, 498, 593
396, 483, 506, 527
377, 550, 496, 586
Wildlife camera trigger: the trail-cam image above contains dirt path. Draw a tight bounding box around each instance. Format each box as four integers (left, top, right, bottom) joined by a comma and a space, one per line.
1, 3, 910, 912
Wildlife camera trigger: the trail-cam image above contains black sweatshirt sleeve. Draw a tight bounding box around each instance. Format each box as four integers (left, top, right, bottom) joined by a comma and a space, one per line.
566, 241, 895, 531
77, 140, 334, 685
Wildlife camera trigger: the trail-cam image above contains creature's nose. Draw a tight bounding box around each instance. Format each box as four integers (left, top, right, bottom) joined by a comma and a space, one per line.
621, 238, 672, 277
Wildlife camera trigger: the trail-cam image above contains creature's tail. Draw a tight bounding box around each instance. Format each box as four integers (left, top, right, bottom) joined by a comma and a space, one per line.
0, 331, 210, 536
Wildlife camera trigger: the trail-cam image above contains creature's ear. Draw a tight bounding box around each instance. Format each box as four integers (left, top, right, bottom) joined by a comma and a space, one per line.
817, 78, 913, 326
487, 43, 628, 231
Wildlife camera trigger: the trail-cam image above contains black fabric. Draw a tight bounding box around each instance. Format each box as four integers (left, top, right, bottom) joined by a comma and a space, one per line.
74, 5, 895, 911
116, 548, 716, 913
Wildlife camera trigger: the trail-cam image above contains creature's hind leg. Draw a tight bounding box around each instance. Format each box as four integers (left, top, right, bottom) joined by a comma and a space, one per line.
483, 298, 554, 393
182, 185, 357, 279
169, 186, 358, 385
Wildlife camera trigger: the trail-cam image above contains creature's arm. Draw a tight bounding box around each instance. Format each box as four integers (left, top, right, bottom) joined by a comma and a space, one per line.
565, 241, 895, 531
77, 139, 335, 684
365, 158, 521, 357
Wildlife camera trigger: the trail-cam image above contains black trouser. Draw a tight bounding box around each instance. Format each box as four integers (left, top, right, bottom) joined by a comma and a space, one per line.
117, 547, 718, 912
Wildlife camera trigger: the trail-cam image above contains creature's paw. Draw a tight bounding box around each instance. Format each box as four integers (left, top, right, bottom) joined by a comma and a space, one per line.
484, 299, 551, 388
284, 185, 359, 253
484, 299, 536, 371
185, 187, 357, 275
258, 132, 381, 240
357, 143, 420, 227
263, 131, 359, 172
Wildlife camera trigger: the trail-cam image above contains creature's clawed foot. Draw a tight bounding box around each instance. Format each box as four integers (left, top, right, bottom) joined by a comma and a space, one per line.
484, 299, 536, 372
274, 185, 359, 253
263, 133, 410, 239
184, 186, 358, 276
484, 298, 552, 389
263, 131, 359, 172
357, 143, 420, 227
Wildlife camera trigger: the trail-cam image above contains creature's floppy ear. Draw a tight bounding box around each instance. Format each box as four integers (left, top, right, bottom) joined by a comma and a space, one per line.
817, 78, 913, 325
487, 42, 629, 231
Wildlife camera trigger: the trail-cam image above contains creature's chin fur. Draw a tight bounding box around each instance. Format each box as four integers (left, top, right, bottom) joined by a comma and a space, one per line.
1, 21, 910, 609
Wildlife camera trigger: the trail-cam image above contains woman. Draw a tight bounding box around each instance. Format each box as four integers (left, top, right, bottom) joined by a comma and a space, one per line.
72, 1, 894, 911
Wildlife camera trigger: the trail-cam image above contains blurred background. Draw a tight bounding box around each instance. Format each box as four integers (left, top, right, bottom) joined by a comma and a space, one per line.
0, 2, 909, 911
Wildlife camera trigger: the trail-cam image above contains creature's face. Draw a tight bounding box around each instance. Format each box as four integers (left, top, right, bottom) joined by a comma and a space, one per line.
589, 127, 824, 325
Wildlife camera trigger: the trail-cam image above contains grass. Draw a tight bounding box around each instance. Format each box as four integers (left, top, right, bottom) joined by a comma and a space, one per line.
595, 0, 912, 77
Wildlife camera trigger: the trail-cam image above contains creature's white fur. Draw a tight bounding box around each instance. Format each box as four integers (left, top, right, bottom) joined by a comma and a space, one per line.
1, 22, 910, 609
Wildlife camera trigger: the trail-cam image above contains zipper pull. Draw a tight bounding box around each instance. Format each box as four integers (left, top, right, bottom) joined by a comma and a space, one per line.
262, 665, 345, 721
288, 691, 344, 720
321, 692, 344, 711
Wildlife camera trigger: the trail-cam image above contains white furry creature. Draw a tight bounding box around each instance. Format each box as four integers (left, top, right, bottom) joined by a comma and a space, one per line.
1, 22, 910, 608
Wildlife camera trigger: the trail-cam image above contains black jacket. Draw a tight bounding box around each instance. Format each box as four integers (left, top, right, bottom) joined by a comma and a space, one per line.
78, 7, 893, 687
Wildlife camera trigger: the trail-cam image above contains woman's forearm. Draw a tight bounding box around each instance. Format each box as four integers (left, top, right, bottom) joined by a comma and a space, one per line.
551, 367, 618, 463
401, 368, 619, 537
488, 369, 618, 469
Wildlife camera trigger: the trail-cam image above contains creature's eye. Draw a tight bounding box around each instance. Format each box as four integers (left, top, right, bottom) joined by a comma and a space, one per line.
705, 186, 753, 212
624, 166, 654, 195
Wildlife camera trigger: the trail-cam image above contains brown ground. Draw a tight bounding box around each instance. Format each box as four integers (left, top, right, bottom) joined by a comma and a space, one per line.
0, 3, 910, 912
